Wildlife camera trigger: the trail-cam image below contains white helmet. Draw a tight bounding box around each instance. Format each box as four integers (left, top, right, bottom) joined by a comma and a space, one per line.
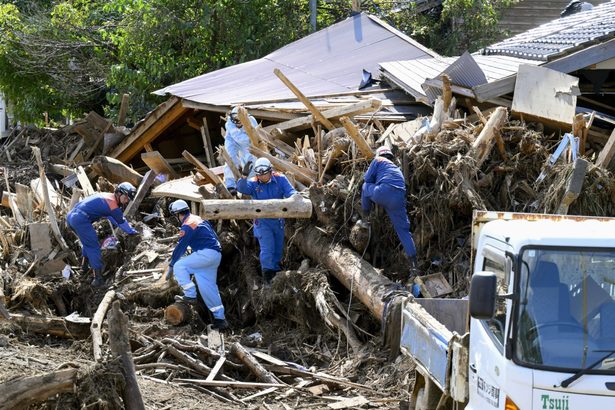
230, 106, 242, 125
254, 157, 272, 175
376, 146, 393, 158
169, 199, 190, 215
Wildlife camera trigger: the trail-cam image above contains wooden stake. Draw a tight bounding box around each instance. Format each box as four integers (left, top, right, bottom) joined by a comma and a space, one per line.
108, 301, 145, 410
31, 147, 69, 251
274, 68, 335, 130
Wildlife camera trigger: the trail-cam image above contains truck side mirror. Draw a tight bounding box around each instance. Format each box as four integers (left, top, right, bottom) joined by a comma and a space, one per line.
469, 271, 497, 319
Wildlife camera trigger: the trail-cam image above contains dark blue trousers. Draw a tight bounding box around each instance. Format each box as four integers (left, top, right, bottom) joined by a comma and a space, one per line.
362, 183, 417, 258
254, 219, 285, 271
67, 210, 103, 270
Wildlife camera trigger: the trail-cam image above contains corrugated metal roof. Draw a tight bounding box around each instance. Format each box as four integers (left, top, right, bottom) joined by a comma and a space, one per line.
154, 13, 439, 106
483, 0, 615, 61
380, 54, 539, 99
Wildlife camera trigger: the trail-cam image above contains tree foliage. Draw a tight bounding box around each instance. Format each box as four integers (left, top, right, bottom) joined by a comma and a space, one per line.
0, 0, 514, 125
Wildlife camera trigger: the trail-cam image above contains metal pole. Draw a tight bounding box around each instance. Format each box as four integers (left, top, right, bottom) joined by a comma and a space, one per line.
309, 0, 317, 32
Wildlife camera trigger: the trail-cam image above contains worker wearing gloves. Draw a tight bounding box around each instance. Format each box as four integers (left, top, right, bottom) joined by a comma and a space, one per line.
67, 182, 138, 287
224, 106, 258, 196
167, 200, 227, 330
360, 146, 418, 272
237, 157, 297, 284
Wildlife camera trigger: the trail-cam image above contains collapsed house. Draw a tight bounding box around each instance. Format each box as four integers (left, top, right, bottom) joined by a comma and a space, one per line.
0, 8, 614, 409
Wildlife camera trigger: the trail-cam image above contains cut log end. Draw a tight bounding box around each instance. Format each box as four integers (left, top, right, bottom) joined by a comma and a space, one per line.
164, 303, 192, 326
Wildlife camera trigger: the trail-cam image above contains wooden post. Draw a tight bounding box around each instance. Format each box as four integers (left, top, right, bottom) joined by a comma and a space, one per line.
91, 290, 116, 362
124, 170, 157, 219
230, 342, 280, 384
236, 107, 267, 151
108, 301, 145, 410
339, 117, 374, 159
274, 68, 335, 130
118, 93, 130, 127
442, 74, 452, 113
31, 147, 69, 251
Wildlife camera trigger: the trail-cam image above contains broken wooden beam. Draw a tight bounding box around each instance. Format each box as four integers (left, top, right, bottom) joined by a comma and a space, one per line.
218, 146, 242, 182
118, 93, 130, 127
199, 196, 312, 220
470, 107, 508, 168
236, 107, 268, 151
182, 150, 232, 199
0, 369, 78, 410
141, 150, 179, 179
595, 128, 615, 170
339, 117, 374, 159
557, 158, 589, 215
124, 170, 157, 219
264, 98, 382, 133
274, 68, 335, 130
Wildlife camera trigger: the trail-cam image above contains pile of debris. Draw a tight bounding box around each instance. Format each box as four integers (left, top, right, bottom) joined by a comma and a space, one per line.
1, 79, 614, 408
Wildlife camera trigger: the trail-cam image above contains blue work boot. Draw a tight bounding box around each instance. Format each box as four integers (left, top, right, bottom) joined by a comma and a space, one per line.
91, 269, 106, 288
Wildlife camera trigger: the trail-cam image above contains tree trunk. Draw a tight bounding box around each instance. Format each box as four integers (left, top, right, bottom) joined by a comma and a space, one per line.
199, 196, 312, 220
470, 107, 508, 168
8, 313, 90, 339
108, 301, 145, 410
294, 225, 406, 321
0, 369, 77, 410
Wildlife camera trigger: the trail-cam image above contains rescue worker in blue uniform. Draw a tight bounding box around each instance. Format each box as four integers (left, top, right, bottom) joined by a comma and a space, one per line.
361, 146, 418, 271
167, 200, 227, 330
67, 182, 138, 287
237, 157, 297, 284
224, 106, 258, 196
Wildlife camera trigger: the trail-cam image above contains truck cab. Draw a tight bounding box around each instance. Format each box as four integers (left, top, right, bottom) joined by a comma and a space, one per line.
468, 211, 615, 409
400, 211, 615, 409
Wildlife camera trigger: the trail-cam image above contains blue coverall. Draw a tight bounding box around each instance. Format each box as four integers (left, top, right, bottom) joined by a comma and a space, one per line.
67, 193, 137, 271
170, 214, 225, 320
237, 173, 297, 272
361, 157, 417, 259
224, 115, 258, 190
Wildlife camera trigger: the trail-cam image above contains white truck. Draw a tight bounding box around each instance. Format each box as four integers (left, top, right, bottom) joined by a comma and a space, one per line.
401, 210, 615, 409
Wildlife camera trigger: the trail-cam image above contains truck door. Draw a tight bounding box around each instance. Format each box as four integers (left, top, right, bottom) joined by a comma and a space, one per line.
468, 244, 514, 410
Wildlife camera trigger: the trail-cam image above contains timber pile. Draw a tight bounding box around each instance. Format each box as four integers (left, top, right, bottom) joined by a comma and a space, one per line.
1, 79, 615, 408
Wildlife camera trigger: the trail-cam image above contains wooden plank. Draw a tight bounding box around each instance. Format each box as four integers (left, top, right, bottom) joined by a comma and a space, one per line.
274, 68, 335, 130
339, 117, 374, 159
182, 151, 232, 199
205, 356, 226, 382
141, 151, 179, 179
31, 147, 69, 251
30, 178, 61, 208
124, 170, 157, 219
110, 97, 189, 163
595, 128, 615, 169
264, 98, 382, 133
218, 146, 242, 181
76, 166, 95, 197
413, 273, 453, 298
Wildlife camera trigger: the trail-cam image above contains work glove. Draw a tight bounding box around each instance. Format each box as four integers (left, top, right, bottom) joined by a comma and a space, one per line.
241, 160, 253, 177
228, 187, 238, 197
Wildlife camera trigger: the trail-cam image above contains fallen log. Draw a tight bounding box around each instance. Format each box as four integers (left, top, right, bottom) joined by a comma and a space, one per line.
294, 225, 406, 321
230, 342, 280, 385
0, 368, 78, 410
7, 313, 90, 339
164, 302, 192, 325
199, 196, 312, 220
108, 301, 145, 410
